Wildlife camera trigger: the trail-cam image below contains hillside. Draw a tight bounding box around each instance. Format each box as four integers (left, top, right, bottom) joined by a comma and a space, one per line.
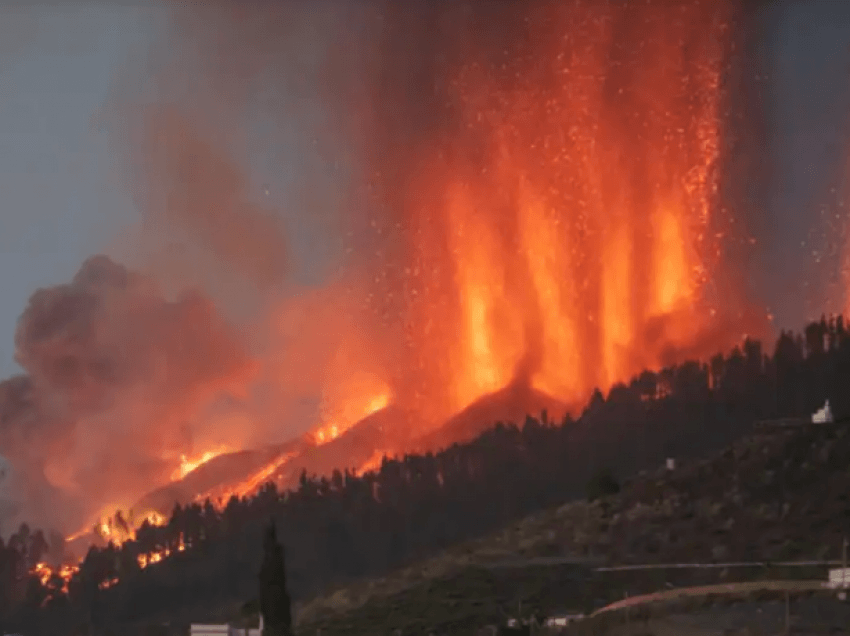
4, 318, 850, 635
412, 383, 571, 452
294, 418, 850, 635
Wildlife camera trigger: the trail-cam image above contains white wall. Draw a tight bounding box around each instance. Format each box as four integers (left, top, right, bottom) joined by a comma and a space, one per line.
189, 625, 229, 636
189, 619, 261, 635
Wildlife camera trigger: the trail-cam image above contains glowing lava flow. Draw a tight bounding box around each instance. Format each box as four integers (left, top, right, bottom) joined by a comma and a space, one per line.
170, 446, 233, 481
63, 442, 229, 548
39, 400, 396, 593
356, 449, 387, 475
309, 384, 391, 445
136, 534, 187, 569
193, 450, 298, 505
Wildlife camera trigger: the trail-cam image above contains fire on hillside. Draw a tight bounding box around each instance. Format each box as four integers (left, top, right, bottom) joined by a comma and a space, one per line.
5, 0, 772, 599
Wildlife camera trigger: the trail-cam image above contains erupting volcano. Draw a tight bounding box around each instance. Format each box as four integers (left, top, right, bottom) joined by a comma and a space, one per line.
0, 0, 768, 572
347, 0, 751, 429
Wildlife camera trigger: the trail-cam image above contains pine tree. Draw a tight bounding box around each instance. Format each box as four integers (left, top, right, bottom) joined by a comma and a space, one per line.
259, 519, 292, 636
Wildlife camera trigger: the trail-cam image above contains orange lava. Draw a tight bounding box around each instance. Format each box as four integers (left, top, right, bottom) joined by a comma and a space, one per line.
137, 534, 187, 569
193, 451, 298, 505
356, 449, 388, 476
170, 445, 233, 481
65, 509, 167, 546
310, 379, 391, 445
32, 530, 187, 601
98, 576, 120, 591
368, 1, 735, 423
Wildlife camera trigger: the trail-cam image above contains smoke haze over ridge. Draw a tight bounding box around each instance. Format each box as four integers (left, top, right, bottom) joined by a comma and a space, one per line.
0, 0, 848, 537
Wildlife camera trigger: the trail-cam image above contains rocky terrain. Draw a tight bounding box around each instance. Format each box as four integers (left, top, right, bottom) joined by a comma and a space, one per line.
293, 419, 850, 635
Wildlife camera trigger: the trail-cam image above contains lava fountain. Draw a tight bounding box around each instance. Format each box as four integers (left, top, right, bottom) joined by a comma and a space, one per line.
356, 0, 743, 427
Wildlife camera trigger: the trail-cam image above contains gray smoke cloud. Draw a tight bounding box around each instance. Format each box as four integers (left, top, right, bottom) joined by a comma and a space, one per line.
0, 255, 256, 533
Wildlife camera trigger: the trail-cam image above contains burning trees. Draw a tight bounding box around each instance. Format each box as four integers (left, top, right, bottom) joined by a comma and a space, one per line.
259, 520, 292, 636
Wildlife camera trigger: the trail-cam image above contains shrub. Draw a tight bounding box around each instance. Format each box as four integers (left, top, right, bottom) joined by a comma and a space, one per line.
586, 469, 620, 503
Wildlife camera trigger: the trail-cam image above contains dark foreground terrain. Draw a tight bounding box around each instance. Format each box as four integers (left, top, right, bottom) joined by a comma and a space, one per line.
294, 418, 850, 635
594, 595, 850, 635
644, 595, 850, 634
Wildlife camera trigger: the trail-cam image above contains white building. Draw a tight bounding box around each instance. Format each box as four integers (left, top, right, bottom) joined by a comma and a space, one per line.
826, 568, 850, 589
544, 612, 585, 626
812, 400, 834, 424
190, 626, 229, 636
190, 614, 263, 636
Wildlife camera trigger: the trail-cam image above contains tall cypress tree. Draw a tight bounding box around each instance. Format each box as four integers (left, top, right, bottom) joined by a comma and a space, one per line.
259, 519, 292, 636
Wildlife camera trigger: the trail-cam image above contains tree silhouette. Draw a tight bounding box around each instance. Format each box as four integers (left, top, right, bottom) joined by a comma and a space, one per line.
586, 467, 620, 502
7, 317, 850, 634
259, 519, 292, 636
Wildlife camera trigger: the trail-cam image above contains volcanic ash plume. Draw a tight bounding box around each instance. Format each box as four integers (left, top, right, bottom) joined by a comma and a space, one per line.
0, 255, 256, 531
132, 107, 289, 289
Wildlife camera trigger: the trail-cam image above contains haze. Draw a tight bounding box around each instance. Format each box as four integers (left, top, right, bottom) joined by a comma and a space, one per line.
0, 0, 849, 536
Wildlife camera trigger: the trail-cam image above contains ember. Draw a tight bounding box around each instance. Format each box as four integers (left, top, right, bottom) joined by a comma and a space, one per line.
32, 562, 79, 596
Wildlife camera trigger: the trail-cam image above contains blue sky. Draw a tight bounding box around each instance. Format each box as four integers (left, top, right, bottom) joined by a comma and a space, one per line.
0, 2, 849, 380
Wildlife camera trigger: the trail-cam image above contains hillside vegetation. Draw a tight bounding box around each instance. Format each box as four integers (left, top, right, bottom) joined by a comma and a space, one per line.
295, 418, 850, 634
2, 316, 850, 635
